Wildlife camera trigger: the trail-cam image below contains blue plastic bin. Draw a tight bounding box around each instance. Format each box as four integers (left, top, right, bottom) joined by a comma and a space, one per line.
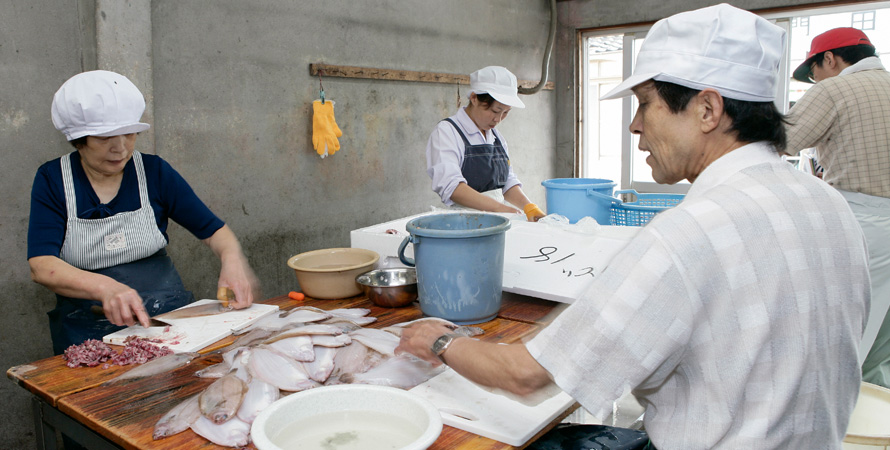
541, 178, 616, 224
610, 190, 684, 226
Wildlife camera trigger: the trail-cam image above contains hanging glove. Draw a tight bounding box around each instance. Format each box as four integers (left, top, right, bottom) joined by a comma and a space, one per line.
312, 100, 343, 158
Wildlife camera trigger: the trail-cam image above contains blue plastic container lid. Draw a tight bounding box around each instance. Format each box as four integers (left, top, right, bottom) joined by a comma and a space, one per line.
407, 213, 511, 238
541, 178, 616, 190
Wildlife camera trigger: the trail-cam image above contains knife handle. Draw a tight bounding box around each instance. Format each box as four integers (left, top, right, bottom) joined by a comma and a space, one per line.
217, 287, 235, 308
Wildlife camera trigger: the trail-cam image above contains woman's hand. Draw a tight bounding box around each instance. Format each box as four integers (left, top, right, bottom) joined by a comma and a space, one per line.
29, 255, 150, 327
204, 225, 261, 309
523, 203, 546, 222
218, 256, 260, 309
450, 183, 521, 214
504, 186, 544, 221
97, 281, 151, 327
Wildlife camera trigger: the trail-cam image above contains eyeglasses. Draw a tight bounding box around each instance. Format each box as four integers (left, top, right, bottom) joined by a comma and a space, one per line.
807, 61, 818, 82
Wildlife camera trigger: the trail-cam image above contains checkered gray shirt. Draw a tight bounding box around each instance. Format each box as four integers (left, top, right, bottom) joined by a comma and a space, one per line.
786, 58, 890, 198
528, 143, 868, 449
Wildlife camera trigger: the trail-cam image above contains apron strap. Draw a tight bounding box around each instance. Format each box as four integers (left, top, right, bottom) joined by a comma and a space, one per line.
59, 151, 150, 220
443, 118, 472, 148
131, 151, 151, 209
60, 153, 78, 219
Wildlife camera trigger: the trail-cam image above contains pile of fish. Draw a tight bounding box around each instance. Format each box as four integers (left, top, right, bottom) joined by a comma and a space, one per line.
146, 306, 482, 447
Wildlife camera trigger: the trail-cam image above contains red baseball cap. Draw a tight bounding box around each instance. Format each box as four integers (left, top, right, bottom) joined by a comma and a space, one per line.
793, 27, 874, 83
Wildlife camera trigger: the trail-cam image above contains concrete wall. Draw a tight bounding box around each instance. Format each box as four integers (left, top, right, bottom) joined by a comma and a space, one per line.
2, 1, 97, 448
1, 0, 554, 447
0, 0, 852, 447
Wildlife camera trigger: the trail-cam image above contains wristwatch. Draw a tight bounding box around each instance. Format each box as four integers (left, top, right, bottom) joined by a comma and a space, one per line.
431, 333, 461, 362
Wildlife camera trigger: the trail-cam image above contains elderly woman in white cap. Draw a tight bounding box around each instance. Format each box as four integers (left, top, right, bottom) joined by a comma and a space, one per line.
425, 66, 545, 221
399, 5, 868, 449
28, 70, 259, 355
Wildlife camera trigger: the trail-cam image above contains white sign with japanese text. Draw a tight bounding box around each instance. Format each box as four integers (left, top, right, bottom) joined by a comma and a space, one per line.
502, 221, 640, 303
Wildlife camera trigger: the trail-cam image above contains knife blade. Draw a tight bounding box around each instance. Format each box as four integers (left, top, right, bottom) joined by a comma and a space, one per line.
90, 305, 169, 327
152, 300, 233, 322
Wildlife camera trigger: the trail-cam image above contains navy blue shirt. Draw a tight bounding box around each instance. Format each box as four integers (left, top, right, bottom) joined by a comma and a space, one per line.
28, 151, 224, 259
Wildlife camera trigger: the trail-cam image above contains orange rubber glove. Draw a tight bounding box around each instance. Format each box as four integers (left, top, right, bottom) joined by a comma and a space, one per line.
524, 203, 545, 222
312, 100, 342, 158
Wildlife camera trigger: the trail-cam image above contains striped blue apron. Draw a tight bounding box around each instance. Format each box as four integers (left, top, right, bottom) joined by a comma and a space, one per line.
48, 151, 193, 355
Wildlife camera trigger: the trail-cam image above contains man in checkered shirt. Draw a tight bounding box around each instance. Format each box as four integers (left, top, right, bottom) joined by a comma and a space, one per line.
787, 27, 890, 389
397, 5, 869, 449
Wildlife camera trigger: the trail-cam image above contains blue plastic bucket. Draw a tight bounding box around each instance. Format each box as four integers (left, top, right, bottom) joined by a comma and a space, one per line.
397, 213, 511, 324
541, 178, 617, 224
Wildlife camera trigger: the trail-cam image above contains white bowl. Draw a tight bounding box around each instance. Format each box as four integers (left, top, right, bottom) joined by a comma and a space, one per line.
251, 384, 443, 450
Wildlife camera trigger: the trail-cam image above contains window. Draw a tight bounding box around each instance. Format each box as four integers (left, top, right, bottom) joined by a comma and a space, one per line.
584, 35, 624, 184
793, 16, 811, 35
580, 2, 890, 194
853, 11, 876, 29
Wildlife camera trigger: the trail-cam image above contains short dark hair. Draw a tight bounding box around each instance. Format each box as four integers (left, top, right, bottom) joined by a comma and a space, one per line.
69, 136, 87, 149
653, 81, 787, 152
474, 93, 495, 107
813, 44, 877, 68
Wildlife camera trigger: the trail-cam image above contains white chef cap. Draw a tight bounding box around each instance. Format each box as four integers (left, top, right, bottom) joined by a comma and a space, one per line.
602, 3, 786, 102
51, 70, 150, 141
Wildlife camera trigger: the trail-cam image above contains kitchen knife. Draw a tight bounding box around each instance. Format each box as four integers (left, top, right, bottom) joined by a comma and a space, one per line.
152, 300, 233, 322
90, 304, 169, 327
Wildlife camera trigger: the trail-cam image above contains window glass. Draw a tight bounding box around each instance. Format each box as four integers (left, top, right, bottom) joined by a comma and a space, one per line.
852, 11, 876, 30
584, 35, 623, 183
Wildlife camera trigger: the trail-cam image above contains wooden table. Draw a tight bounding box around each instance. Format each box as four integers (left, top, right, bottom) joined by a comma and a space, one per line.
8, 291, 574, 450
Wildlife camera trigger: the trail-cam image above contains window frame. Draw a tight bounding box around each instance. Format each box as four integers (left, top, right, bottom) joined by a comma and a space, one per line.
852, 10, 877, 29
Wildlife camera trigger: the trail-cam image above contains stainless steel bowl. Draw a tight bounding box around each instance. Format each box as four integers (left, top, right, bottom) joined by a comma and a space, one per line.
356, 268, 418, 308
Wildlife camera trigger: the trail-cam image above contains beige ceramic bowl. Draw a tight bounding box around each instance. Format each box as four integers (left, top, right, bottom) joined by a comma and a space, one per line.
843, 382, 890, 448
287, 248, 379, 299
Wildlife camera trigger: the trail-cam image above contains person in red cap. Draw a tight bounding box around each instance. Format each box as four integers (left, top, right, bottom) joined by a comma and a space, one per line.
786, 27, 890, 389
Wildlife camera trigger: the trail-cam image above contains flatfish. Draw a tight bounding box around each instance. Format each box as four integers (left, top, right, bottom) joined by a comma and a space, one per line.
248, 346, 317, 392
236, 378, 280, 423
342, 354, 445, 389
199, 372, 248, 424
191, 415, 250, 447
153, 393, 201, 440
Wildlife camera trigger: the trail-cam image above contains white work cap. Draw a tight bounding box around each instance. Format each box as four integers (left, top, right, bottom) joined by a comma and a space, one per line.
601, 3, 785, 102
51, 70, 150, 141
468, 66, 526, 108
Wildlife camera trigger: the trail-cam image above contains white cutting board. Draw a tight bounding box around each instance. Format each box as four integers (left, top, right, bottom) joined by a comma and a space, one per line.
409, 367, 576, 447
103, 299, 279, 353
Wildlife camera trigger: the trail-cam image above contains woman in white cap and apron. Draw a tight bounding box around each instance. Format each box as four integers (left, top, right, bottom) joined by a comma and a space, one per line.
425, 66, 545, 221
28, 70, 260, 355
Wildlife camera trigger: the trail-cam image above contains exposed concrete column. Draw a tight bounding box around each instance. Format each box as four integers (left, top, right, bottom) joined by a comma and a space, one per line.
95, 0, 154, 154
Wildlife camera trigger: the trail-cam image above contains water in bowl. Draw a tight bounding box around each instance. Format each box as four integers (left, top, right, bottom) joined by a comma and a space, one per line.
271, 410, 424, 450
